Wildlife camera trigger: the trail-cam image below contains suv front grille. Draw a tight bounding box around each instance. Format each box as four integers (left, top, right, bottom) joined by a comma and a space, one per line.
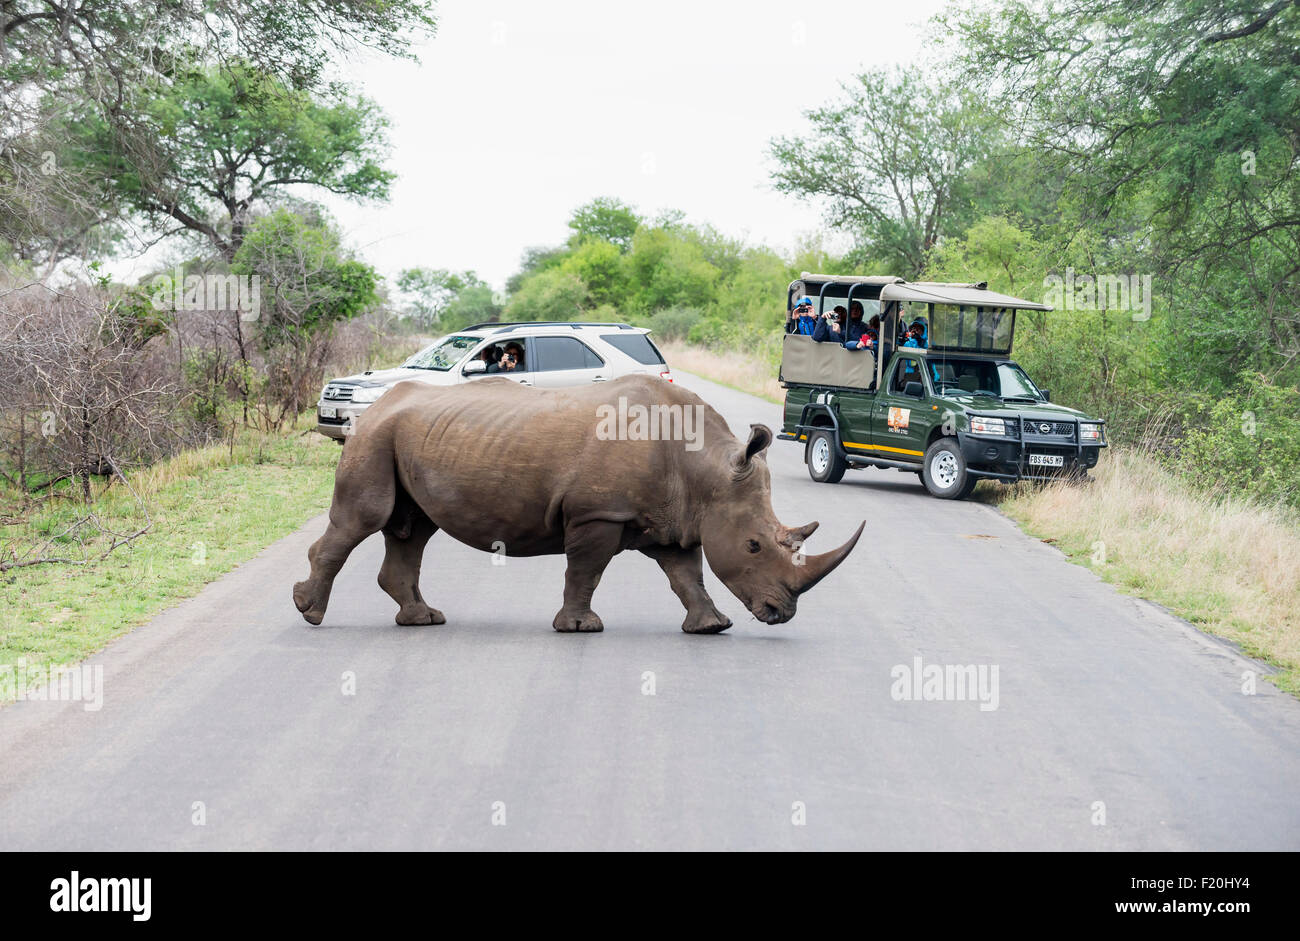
1022, 420, 1074, 438
323, 384, 354, 402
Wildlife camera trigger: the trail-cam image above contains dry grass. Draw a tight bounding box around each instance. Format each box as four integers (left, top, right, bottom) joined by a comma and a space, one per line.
987, 450, 1300, 693
660, 340, 783, 403
669, 341, 1300, 694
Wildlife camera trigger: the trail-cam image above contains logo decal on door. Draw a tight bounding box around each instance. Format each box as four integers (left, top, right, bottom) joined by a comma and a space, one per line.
887, 407, 911, 433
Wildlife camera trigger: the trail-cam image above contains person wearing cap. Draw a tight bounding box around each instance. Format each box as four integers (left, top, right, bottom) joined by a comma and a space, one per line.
902, 317, 928, 348
785, 296, 818, 336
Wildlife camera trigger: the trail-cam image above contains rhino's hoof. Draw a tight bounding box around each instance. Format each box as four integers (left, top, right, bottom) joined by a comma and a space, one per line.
293, 582, 325, 626
682, 613, 732, 635
396, 603, 446, 626
553, 610, 604, 633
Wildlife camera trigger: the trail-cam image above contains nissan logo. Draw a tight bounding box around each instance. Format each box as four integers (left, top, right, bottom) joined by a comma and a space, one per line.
1039, 422, 1051, 434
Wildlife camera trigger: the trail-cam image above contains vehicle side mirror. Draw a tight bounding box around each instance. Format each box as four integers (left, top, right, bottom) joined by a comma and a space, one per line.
1040, 388, 1051, 401
903, 381, 924, 398
463, 359, 487, 375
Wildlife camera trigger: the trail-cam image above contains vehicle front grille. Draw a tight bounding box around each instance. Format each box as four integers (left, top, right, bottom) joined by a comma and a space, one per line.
1022, 420, 1074, 438
323, 384, 354, 402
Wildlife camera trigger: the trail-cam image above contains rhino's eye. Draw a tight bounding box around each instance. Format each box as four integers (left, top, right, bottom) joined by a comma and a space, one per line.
746, 539, 761, 554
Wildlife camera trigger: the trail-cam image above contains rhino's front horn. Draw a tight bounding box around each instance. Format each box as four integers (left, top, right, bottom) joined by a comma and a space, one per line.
791, 521, 865, 595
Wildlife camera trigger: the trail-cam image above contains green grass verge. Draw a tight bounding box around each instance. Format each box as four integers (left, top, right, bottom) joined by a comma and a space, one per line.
1, 415, 339, 701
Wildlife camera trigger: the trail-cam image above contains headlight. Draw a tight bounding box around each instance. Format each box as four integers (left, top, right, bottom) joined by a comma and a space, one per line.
349, 386, 387, 404
970, 416, 1010, 435
1080, 422, 1102, 442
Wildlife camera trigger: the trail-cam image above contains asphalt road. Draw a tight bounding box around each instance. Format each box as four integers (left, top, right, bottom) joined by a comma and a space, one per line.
2, 372, 1298, 850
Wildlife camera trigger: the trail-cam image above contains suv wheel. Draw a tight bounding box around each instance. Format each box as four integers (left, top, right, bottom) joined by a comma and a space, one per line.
921, 438, 971, 499
807, 430, 847, 484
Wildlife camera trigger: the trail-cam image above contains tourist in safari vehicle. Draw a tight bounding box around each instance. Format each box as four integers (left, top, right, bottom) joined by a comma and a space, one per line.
777, 274, 1107, 499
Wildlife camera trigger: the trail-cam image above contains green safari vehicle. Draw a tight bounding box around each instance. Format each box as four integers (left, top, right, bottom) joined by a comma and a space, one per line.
777, 274, 1107, 499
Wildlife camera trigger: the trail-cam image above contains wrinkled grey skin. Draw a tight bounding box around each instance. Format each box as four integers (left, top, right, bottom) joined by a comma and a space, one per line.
293, 375, 863, 633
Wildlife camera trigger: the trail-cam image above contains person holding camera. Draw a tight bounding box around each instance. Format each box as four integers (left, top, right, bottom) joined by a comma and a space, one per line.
488, 342, 525, 373
785, 296, 818, 336
813, 305, 848, 343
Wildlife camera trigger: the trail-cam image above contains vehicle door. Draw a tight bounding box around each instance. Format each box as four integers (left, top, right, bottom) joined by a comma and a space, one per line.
870, 353, 933, 462
531, 335, 610, 388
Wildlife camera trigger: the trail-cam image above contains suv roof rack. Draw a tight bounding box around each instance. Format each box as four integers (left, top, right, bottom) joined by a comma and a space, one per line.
464, 321, 639, 333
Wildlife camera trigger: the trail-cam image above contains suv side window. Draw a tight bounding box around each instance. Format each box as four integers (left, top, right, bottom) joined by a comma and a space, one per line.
533, 336, 604, 372
890, 357, 924, 395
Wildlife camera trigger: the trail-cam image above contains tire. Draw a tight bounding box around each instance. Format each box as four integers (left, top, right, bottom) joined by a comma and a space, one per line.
921, 438, 971, 499
807, 429, 847, 484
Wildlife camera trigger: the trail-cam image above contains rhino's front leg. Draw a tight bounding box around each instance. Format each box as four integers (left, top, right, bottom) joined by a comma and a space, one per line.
640, 544, 732, 634
553, 520, 624, 633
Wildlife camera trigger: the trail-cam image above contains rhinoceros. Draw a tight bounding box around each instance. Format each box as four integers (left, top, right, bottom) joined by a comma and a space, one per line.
292, 375, 863, 632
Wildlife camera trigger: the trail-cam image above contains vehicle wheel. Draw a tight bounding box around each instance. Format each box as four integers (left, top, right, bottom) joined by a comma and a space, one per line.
921, 438, 971, 499
957, 476, 979, 499
807, 430, 847, 484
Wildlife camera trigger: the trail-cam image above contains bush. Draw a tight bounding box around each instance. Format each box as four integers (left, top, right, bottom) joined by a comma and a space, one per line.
647, 307, 702, 342
1177, 373, 1300, 507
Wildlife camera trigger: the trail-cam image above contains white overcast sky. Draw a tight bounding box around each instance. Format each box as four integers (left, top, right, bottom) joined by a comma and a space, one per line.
120, 0, 949, 289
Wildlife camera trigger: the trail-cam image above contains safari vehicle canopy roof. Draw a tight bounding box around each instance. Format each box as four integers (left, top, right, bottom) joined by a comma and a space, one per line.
879, 281, 1051, 311
781, 276, 1051, 391
787, 274, 1051, 312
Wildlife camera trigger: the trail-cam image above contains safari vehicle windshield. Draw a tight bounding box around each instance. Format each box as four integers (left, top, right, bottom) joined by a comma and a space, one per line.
929, 358, 1044, 400
929, 305, 1016, 354
403, 335, 481, 371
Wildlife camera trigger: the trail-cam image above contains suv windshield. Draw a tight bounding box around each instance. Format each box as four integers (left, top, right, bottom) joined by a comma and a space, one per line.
403, 335, 480, 371
928, 358, 1043, 399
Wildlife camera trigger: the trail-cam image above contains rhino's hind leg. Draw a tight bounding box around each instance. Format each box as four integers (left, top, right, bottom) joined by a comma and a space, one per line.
293, 443, 396, 625
378, 502, 444, 626
553, 521, 624, 633
640, 544, 732, 634
293, 519, 377, 625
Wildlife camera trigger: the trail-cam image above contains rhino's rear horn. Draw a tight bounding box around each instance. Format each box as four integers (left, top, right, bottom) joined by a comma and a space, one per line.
778, 520, 819, 548
791, 521, 865, 595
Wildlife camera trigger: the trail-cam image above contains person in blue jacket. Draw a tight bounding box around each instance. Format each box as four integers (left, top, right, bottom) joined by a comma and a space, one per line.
785, 296, 818, 336
901, 317, 928, 348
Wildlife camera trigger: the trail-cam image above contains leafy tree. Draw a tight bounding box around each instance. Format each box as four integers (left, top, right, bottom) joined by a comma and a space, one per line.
231, 207, 378, 421
396, 268, 497, 330
505, 245, 568, 295
504, 269, 591, 322
0, 0, 435, 265
567, 197, 641, 251
65, 63, 393, 260
560, 239, 628, 305
624, 225, 717, 312
769, 66, 1001, 276
944, 0, 1300, 382
442, 284, 503, 330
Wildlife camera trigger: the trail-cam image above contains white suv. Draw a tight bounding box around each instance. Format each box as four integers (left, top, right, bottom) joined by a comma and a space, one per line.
316, 321, 674, 440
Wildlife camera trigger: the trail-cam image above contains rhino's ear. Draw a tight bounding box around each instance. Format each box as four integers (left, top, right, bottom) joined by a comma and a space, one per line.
733, 424, 773, 474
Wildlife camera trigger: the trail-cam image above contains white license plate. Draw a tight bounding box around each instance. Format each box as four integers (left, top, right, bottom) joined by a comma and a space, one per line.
1029, 453, 1064, 467
319, 406, 337, 419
